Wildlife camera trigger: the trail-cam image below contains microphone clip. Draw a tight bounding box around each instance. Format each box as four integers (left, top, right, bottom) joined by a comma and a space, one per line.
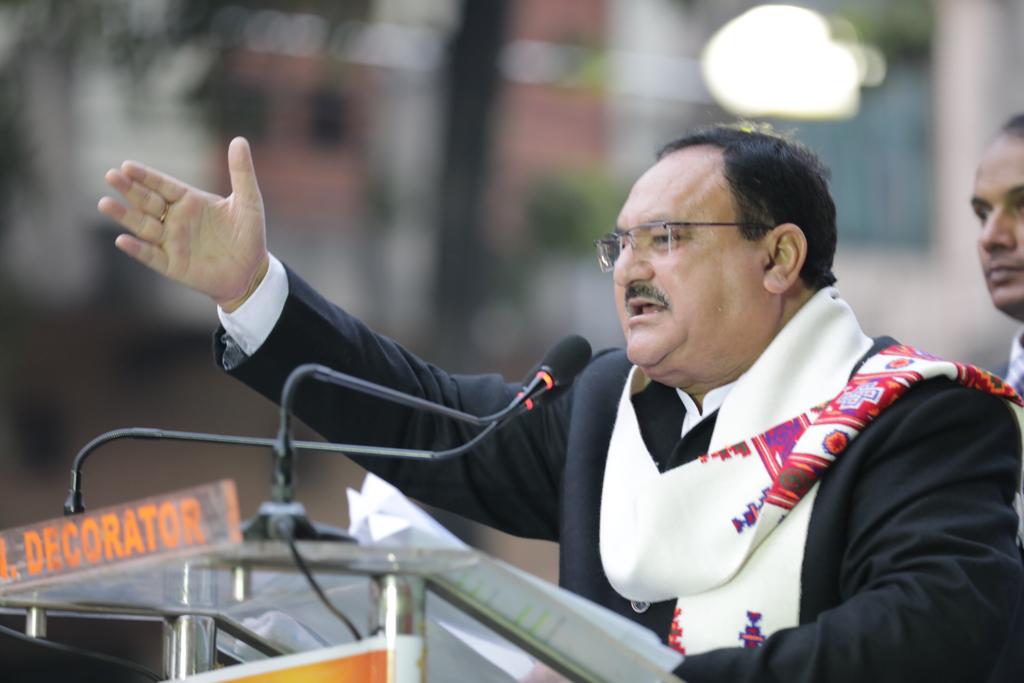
242, 500, 354, 543
514, 369, 555, 412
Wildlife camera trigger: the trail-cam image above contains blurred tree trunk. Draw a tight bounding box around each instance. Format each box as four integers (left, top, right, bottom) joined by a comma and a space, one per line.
433, 0, 509, 370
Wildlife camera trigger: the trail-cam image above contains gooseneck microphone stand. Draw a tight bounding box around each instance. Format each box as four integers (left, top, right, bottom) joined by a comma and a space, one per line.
63, 335, 593, 544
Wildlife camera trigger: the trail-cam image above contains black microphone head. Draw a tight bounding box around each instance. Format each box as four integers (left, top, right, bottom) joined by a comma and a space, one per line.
540, 334, 592, 386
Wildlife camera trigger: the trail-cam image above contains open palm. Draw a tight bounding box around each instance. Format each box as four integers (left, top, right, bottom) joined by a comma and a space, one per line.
98, 137, 269, 311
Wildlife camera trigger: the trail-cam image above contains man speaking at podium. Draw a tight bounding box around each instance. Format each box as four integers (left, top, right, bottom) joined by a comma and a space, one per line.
98, 123, 1024, 682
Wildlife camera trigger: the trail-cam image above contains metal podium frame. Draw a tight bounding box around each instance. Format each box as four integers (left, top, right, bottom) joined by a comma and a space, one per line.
0, 541, 685, 682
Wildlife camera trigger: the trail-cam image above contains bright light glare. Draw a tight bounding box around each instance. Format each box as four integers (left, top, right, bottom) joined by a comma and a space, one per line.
847, 42, 887, 87
701, 5, 878, 119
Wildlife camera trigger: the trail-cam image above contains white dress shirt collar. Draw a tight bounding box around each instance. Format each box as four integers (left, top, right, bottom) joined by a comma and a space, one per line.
675, 383, 734, 438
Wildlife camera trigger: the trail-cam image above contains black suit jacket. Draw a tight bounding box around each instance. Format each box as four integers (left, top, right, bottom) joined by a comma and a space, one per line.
219, 267, 1024, 682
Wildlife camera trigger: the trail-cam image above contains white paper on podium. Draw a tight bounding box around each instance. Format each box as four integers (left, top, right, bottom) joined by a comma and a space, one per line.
346, 474, 684, 680
346, 472, 467, 549
347, 474, 537, 679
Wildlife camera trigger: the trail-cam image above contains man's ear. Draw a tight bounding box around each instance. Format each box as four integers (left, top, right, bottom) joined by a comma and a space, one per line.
762, 223, 808, 294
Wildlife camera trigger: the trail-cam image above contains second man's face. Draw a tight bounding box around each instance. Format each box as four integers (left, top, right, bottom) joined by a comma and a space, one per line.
974, 134, 1024, 322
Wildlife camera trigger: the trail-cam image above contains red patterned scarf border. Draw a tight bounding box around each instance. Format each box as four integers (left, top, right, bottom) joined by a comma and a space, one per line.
701, 344, 1021, 529
668, 345, 1021, 655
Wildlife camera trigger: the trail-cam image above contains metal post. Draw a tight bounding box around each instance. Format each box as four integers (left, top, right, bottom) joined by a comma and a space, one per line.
232, 565, 251, 603
370, 574, 426, 683
25, 607, 46, 638
163, 614, 216, 680
161, 562, 219, 679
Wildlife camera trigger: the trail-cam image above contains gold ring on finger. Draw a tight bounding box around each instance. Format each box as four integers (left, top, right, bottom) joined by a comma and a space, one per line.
158, 203, 170, 223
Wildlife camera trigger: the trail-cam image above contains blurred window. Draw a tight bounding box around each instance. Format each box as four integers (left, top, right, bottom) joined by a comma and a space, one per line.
785, 63, 931, 248
308, 86, 346, 146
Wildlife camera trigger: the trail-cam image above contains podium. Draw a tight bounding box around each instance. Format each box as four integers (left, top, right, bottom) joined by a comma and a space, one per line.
0, 487, 684, 681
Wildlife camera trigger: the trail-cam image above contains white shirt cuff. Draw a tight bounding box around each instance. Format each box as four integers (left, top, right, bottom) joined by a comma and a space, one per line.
217, 254, 289, 356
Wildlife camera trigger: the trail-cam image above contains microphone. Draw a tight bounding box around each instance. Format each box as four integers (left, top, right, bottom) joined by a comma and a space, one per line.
60, 426, 512, 545
270, 334, 592, 504
63, 336, 593, 531
61, 429, 439, 516
513, 333, 593, 413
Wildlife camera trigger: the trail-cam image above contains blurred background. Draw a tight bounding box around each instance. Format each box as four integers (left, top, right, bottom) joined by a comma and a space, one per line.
0, 0, 1022, 676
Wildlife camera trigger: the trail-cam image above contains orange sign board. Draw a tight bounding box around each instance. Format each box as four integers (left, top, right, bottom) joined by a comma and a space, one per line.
226, 652, 387, 683
186, 636, 395, 683
0, 480, 240, 588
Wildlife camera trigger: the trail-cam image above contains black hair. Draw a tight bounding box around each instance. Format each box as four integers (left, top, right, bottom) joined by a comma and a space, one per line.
1001, 113, 1024, 139
657, 122, 837, 289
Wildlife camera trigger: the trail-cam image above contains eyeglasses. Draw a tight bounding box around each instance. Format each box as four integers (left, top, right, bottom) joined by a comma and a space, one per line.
592, 221, 767, 272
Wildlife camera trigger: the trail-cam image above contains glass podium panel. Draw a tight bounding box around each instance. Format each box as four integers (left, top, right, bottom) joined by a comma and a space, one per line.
0, 542, 684, 682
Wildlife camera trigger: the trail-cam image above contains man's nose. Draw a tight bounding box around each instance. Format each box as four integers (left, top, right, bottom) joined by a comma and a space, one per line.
980, 206, 1019, 251
613, 238, 654, 285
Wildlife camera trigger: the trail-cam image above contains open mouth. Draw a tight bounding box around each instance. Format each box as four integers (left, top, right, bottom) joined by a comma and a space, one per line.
627, 299, 667, 317
624, 283, 670, 318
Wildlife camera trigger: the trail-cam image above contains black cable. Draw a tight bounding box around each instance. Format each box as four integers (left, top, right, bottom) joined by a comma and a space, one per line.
274, 517, 362, 642
0, 620, 162, 681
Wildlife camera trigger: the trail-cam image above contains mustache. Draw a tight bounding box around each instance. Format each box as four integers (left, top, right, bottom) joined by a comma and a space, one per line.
625, 282, 670, 309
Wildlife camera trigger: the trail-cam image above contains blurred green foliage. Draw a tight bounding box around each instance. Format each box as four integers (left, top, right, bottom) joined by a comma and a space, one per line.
838, 0, 933, 62
0, 0, 371, 233
525, 167, 627, 257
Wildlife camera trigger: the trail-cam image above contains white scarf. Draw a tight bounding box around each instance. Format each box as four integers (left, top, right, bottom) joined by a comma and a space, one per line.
600, 287, 872, 653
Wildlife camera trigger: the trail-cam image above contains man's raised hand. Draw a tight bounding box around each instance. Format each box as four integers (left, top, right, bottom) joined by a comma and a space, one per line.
98, 136, 270, 312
